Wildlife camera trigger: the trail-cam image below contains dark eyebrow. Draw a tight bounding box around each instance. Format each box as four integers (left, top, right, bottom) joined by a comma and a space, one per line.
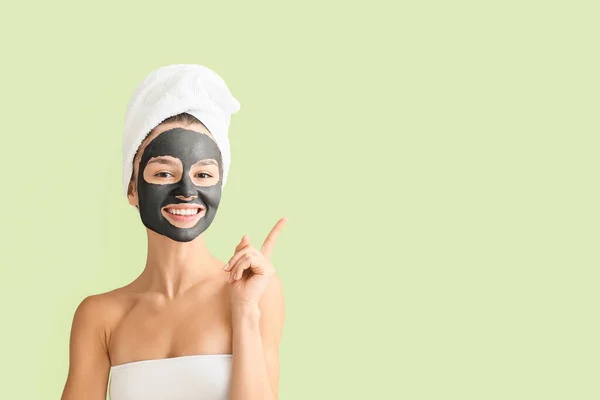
193, 159, 218, 167
146, 158, 179, 166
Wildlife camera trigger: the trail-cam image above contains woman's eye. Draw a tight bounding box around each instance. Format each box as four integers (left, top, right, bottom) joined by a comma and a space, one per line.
155, 172, 173, 178
196, 172, 212, 179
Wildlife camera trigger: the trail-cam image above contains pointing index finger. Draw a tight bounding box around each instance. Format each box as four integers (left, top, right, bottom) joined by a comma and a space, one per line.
261, 217, 288, 259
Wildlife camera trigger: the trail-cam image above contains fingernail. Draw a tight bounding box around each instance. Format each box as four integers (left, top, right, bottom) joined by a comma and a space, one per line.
223, 262, 229, 270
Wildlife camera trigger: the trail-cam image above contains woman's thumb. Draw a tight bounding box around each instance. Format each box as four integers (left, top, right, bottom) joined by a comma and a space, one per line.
235, 235, 250, 252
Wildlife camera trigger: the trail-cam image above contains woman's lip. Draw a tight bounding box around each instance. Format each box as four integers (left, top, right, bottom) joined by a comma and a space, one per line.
162, 208, 206, 223
162, 204, 205, 211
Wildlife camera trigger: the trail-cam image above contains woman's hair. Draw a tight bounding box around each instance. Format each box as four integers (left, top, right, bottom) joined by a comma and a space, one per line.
127, 113, 207, 195
161, 112, 203, 126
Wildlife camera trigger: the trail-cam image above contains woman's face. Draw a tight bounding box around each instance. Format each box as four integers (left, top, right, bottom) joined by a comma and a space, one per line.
128, 122, 223, 242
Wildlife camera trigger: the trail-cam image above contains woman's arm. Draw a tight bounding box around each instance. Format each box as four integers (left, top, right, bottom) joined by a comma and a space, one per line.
61, 295, 111, 400
229, 274, 285, 400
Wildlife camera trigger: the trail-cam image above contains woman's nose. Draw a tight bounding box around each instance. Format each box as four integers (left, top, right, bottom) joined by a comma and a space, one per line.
174, 174, 198, 199
175, 194, 197, 201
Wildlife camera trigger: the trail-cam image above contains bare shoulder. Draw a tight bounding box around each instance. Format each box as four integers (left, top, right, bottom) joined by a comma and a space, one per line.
69, 287, 137, 362
62, 288, 131, 400
75, 290, 119, 318
76, 287, 134, 328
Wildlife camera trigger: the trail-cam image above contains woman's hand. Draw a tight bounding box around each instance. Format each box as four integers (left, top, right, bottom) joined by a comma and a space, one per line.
224, 218, 288, 305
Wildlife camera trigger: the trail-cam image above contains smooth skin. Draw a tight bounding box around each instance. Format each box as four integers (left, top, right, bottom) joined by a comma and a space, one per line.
61, 121, 286, 400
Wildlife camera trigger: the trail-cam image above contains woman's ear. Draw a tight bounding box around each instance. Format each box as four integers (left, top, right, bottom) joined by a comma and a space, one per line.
127, 179, 139, 210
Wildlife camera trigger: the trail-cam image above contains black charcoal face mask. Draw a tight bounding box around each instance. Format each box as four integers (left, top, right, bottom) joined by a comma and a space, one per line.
137, 128, 223, 242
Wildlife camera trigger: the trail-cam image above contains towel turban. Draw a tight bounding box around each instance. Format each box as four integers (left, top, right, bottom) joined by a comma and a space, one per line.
122, 64, 241, 197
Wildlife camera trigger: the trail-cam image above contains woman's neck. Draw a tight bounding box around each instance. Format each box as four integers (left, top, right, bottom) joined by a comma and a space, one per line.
134, 229, 221, 300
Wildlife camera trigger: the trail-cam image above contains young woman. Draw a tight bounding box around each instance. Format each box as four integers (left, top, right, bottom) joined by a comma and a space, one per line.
61, 65, 286, 400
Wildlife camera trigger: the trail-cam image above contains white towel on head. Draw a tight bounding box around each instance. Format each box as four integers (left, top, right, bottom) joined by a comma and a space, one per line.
122, 64, 241, 197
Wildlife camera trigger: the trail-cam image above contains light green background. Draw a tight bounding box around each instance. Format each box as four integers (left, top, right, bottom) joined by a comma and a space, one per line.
0, 1, 598, 399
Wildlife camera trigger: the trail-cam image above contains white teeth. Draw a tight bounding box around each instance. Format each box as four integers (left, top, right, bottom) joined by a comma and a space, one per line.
166, 208, 200, 216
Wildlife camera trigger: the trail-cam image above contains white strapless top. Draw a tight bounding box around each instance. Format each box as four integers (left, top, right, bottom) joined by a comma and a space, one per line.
109, 354, 233, 400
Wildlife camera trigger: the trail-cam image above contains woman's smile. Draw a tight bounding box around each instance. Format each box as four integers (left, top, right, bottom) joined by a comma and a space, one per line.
161, 204, 206, 227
